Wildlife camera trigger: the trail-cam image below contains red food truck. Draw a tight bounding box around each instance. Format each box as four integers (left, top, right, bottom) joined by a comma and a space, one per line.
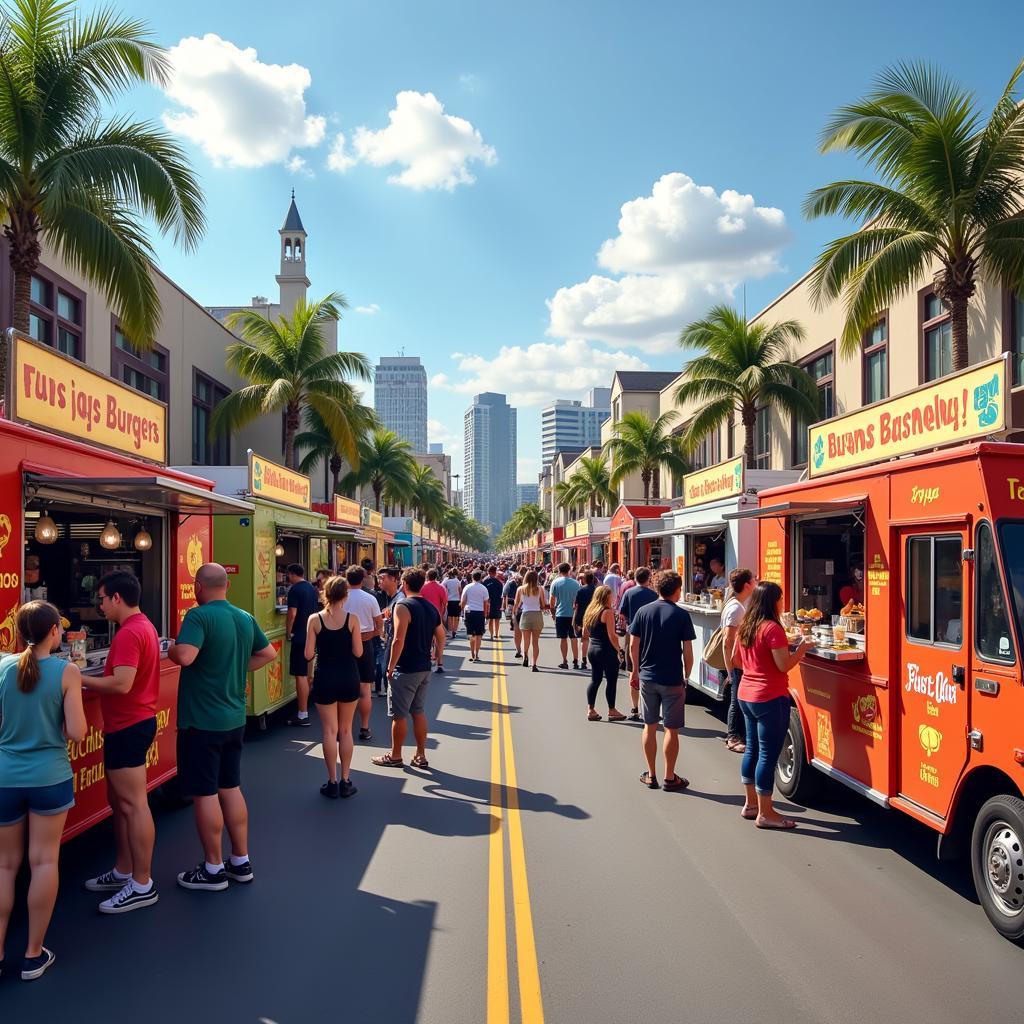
728, 355, 1024, 941
2, 333, 251, 841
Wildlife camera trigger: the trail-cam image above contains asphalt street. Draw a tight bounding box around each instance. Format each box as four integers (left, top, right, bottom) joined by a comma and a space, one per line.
2, 626, 1022, 1023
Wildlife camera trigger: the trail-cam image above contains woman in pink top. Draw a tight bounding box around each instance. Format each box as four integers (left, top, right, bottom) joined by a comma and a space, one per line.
733, 581, 813, 830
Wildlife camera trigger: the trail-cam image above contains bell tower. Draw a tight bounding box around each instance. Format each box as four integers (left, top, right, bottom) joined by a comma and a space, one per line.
276, 190, 310, 315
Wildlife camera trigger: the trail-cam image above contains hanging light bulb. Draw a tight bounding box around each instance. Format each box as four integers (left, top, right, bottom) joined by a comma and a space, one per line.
99, 519, 122, 550
133, 526, 153, 551
34, 509, 58, 544
275, 541, 286, 558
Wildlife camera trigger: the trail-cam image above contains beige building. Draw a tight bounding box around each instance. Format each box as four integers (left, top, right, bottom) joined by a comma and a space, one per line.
414, 450, 452, 502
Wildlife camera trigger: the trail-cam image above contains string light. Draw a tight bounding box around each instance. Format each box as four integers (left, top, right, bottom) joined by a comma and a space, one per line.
133, 527, 153, 551
99, 519, 122, 550
34, 510, 58, 544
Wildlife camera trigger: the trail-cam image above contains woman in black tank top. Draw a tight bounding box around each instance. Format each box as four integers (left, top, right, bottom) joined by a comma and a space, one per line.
581, 585, 626, 722
305, 577, 363, 799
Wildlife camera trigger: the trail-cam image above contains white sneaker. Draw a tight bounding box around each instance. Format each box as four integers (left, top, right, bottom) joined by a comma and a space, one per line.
98, 881, 159, 914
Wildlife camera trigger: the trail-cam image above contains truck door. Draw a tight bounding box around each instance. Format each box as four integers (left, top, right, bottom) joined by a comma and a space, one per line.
897, 528, 970, 816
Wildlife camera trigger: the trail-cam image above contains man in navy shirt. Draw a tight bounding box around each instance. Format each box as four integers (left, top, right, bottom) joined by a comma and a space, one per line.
629, 571, 695, 791
285, 564, 320, 727
618, 566, 659, 720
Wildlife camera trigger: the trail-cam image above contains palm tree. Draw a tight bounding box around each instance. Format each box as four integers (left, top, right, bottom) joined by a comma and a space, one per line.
557, 454, 616, 517
296, 403, 379, 497
211, 293, 370, 469
805, 59, 1024, 369
605, 411, 689, 504
409, 464, 446, 526
674, 305, 820, 469
0, 0, 205, 378
340, 428, 416, 512
498, 503, 550, 550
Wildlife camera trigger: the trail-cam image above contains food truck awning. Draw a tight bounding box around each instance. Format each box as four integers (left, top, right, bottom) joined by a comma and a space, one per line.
723, 498, 864, 521
388, 539, 411, 547
24, 474, 255, 516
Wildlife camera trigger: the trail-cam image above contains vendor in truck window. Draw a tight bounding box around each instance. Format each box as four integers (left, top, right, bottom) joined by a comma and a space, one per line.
708, 557, 728, 591
838, 563, 863, 607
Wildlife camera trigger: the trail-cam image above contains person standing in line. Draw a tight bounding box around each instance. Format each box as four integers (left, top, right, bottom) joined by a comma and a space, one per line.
628, 571, 694, 792
502, 568, 523, 658
582, 586, 625, 722
573, 570, 596, 665
0, 602, 86, 981
378, 567, 403, 677
343, 567, 385, 742
442, 569, 462, 639
360, 558, 379, 593
305, 576, 362, 799
420, 569, 449, 674
168, 564, 276, 891
618, 567, 659, 721
592, 560, 606, 584
483, 565, 505, 643
549, 563, 581, 670
373, 569, 446, 769
460, 570, 490, 663
618, 570, 636, 612
603, 563, 622, 610
734, 581, 812, 830
83, 572, 161, 914
513, 569, 547, 672
365, 568, 389, 697
720, 569, 755, 753
285, 564, 320, 728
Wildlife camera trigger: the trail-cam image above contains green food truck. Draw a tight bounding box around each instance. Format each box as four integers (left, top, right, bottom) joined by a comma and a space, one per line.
188, 453, 335, 723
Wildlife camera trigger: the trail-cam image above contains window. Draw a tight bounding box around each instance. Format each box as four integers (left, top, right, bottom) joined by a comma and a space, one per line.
27, 270, 83, 359
1009, 292, 1024, 387
976, 522, 1014, 663
690, 429, 718, 471
906, 534, 962, 646
792, 347, 835, 466
863, 316, 889, 404
922, 291, 952, 382
753, 407, 771, 469
110, 324, 168, 402
192, 370, 230, 465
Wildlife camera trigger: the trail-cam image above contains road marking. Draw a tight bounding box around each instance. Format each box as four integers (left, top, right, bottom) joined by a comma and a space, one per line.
488, 663, 510, 1024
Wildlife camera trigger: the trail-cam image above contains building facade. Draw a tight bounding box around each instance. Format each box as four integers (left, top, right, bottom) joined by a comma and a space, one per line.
374, 356, 428, 453
541, 388, 611, 466
414, 451, 453, 502
516, 483, 539, 508
464, 392, 517, 534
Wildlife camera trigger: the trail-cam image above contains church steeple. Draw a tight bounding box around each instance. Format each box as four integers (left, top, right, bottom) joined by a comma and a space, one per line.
276, 190, 310, 314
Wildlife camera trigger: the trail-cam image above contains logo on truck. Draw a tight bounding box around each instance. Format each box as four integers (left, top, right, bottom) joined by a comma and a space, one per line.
851, 695, 882, 739
905, 662, 958, 706
919, 724, 943, 756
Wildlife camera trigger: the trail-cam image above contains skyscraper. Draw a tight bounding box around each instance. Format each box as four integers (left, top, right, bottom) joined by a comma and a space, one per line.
540, 387, 611, 466
374, 356, 428, 453
516, 483, 539, 507
464, 393, 517, 535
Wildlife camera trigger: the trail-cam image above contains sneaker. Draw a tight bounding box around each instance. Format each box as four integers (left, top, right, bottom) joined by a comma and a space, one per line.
434, 665, 444, 674
628, 709, 640, 721
359, 727, 373, 742
177, 863, 229, 891
84, 868, 129, 892
320, 780, 339, 799
339, 779, 358, 798
21, 947, 55, 981
286, 715, 312, 728
532, 665, 539, 673
224, 860, 254, 884
522, 657, 529, 668
559, 661, 569, 669
572, 660, 579, 669
98, 881, 159, 915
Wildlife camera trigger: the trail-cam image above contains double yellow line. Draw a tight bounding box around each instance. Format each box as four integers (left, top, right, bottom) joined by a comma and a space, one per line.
488, 643, 545, 1024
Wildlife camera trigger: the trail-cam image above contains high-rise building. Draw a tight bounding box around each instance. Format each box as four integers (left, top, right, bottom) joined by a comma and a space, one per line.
464, 393, 517, 534
413, 451, 452, 502
516, 483, 539, 507
374, 356, 428, 452
541, 388, 611, 466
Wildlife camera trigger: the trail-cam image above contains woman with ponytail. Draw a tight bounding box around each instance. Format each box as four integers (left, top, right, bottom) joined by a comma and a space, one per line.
0, 601, 86, 981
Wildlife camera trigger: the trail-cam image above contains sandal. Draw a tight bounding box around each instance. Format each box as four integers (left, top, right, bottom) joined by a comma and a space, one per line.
727, 737, 747, 753
755, 816, 798, 830
371, 754, 404, 768
740, 807, 758, 820
607, 712, 627, 722
410, 754, 430, 768
587, 710, 602, 721
663, 774, 689, 791
640, 771, 659, 789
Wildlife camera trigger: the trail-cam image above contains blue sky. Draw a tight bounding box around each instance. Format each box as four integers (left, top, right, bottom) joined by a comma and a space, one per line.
129, 0, 1024, 485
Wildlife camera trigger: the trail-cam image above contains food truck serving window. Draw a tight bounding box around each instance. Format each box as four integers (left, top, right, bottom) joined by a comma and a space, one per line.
975, 522, 1014, 664
794, 512, 865, 621
906, 535, 962, 647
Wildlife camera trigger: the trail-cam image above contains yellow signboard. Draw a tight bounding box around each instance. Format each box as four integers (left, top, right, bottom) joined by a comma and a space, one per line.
565, 521, 577, 538
248, 452, 311, 509
12, 335, 166, 463
333, 495, 361, 524
808, 356, 1007, 479
366, 509, 382, 529
683, 457, 744, 507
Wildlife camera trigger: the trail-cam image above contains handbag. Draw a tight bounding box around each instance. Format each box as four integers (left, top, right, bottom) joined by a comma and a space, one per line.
702, 626, 729, 671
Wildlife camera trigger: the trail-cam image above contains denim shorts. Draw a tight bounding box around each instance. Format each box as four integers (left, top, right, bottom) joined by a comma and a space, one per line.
0, 777, 75, 825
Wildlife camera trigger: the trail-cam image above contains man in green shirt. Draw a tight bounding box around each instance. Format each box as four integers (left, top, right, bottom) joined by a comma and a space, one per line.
168, 563, 276, 892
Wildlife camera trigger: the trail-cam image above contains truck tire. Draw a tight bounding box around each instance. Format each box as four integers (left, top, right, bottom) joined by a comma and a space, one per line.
971, 794, 1024, 942
775, 706, 820, 803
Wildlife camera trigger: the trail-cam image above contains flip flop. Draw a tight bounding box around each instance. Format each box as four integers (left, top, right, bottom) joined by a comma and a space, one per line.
640, 771, 659, 789
371, 754, 404, 768
587, 710, 602, 721
740, 807, 758, 820
756, 817, 798, 830
663, 775, 689, 791
607, 712, 627, 722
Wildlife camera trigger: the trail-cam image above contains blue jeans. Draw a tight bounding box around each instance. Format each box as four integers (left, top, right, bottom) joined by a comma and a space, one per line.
726, 668, 743, 738
372, 637, 385, 689
738, 696, 790, 796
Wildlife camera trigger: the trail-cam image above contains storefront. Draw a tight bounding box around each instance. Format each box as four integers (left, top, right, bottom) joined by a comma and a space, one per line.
312, 495, 373, 569
384, 517, 415, 566
3, 334, 252, 840
608, 504, 668, 571
362, 506, 385, 567
196, 453, 330, 720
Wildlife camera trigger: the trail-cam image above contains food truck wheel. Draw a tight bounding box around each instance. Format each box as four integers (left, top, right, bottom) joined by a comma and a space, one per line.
971, 795, 1024, 941
775, 707, 819, 803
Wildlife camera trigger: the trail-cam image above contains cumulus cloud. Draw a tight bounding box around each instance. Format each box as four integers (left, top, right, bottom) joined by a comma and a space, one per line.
354, 303, 380, 315
548, 172, 790, 353
427, 418, 459, 448
285, 155, 312, 177
162, 34, 325, 168
327, 91, 496, 190
432, 339, 648, 407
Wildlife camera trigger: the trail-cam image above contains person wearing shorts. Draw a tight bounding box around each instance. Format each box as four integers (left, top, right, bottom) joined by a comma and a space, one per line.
82, 572, 162, 914
460, 570, 490, 663
628, 571, 695, 791
169, 564, 276, 892
284, 564, 320, 728
549, 563, 581, 669
443, 571, 462, 637
343, 567, 385, 742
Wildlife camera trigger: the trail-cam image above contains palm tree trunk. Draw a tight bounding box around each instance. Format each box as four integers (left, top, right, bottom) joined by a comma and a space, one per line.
330, 453, 342, 496
6, 215, 41, 395
937, 259, 976, 373
284, 401, 301, 469
652, 465, 661, 502
373, 481, 382, 511
742, 403, 756, 470
642, 469, 651, 504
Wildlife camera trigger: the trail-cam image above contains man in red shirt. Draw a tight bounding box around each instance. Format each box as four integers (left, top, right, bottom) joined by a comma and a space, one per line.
82, 572, 162, 914
420, 568, 449, 674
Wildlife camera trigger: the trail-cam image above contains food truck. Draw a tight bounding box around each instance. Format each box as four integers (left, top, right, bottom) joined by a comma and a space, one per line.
3, 334, 252, 840
647, 458, 800, 698
608, 504, 668, 570
191, 454, 333, 722
729, 355, 1024, 940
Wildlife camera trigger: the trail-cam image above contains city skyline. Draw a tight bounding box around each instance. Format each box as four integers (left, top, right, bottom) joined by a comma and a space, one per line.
463, 392, 517, 535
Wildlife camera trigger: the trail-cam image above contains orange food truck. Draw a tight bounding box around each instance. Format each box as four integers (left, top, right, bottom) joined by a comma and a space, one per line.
727, 355, 1024, 940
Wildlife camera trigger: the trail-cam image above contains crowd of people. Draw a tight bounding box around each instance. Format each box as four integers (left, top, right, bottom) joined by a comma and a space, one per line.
0, 551, 809, 983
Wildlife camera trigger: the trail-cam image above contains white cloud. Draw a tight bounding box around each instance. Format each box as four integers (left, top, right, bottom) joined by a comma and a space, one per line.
162, 34, 326, 168
432, 339, 648, 407
354, 303, 380, 315
285, 155, 313, 177
548, 172, 789, 353
427, 418, 459, 447
327, 91, 496, 190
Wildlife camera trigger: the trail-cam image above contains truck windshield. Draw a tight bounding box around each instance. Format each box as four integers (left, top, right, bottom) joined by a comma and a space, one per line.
996, 521, 1024, 662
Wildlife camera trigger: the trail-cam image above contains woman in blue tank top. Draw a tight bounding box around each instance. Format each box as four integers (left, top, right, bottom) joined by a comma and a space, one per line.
0, 601, 86, 981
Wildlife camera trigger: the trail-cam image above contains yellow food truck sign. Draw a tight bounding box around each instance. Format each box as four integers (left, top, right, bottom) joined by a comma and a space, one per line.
366, 509, 382, 529
683, 457, 744, 507
12, 335, 166, 463
248, 452, 310, 509
333, 496, 361, 525
808, 356, 1007, 479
